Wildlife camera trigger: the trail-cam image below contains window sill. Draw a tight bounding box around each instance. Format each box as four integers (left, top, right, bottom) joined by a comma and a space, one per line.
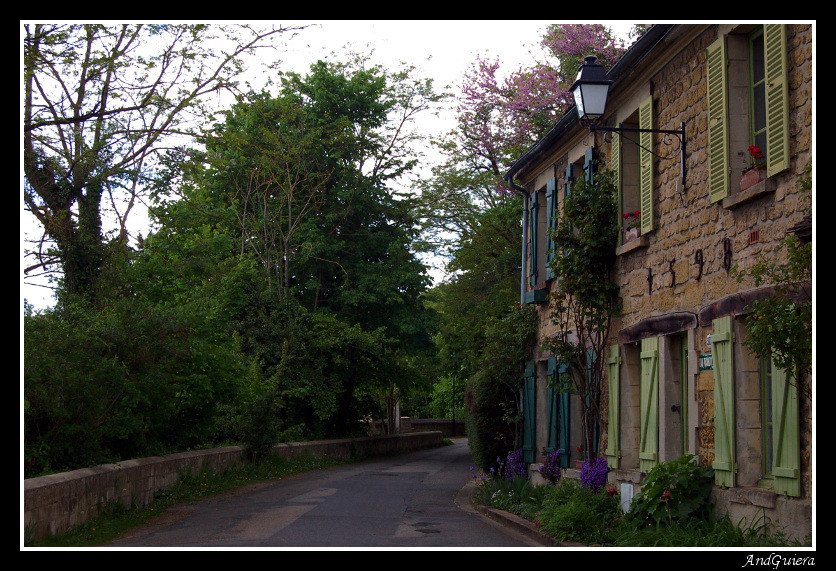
722, 176, 776, 210
616, 235, 649, 256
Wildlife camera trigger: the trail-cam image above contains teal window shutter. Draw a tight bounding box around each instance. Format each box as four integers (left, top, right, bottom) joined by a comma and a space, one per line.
564, 163, 574, 199
546, 356, 558, 452
545, 178, 557, 280
522, 361, 537, 464
558, 363, 571, 468
586, 349, 600, 456
528, 192, 539, 287
584, 146, 596, 184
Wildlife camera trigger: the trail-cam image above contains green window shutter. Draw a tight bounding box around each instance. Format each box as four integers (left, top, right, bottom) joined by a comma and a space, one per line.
545, 178, 556, 280
528, 192, 539, 287
638, 96, 654, 234
522, 361, 537, 464
584, 146, 596, 184
706, 36, 730, 203
546, 356, 559, 452
611, 128, 623, 245
558, 363, 571, 468
605, 345, 621, 468
771, 362, 800, 496
712, 316, 736, 487
639, 337, 659, 473
764, 24, 790, 177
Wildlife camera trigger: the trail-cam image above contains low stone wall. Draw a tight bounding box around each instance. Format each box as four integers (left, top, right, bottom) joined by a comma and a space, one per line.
409, 418, 465, 438
23, 431, 443, 541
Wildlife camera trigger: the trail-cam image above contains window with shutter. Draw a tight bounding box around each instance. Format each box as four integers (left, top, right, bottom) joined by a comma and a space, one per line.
546, 357, 558, 453
528, 192, 539, 287
706, 36, 730, 203
712, 316, 736, 487
545, 178, 557, 280
522, 361, 537, 464
639, 337, 659, 473
638, 96, 654, 234
766, 358, 801, 496
584, 146, 596, 184
763, 24, 790, 177
557, 363, 571, 468
605, 345, 621, 468
708, 24, 789, 204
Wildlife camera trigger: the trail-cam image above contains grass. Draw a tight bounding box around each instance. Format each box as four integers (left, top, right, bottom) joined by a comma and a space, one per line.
25, 452, 356, 548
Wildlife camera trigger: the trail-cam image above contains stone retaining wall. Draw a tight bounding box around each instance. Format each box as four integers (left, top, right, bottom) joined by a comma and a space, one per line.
23, 431, 443, 541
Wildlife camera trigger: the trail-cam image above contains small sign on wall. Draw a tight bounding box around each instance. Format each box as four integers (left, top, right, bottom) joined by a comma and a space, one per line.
698, 353, 713, 371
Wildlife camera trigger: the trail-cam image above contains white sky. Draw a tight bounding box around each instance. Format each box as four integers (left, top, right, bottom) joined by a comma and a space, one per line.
21, 20, 638, 310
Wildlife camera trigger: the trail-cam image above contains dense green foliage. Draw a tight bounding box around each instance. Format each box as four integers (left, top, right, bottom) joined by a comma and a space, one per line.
24, 55, 442, 477
736, 162, 812, 400
472, 466, 808, 547
536, 479, 622, 544
465, 303, 538, 471
624, 455, 715, 527
543, 167, 621, 458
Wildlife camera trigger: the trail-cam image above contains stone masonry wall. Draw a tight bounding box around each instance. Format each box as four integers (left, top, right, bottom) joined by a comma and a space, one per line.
24, 431, 443, 541
529, 25, 812, 530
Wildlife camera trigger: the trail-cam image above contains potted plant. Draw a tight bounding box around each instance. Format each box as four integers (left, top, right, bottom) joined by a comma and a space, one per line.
623, 210, 640, 242
740, 145, 767, 191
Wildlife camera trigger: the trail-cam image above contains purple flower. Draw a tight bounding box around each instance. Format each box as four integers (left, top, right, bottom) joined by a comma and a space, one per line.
580, 457, 609, 492
503, 449, 528, 480
538, 449, 562, 484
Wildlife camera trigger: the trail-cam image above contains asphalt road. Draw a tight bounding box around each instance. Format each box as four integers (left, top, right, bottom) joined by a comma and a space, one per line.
107, 438, 537, 548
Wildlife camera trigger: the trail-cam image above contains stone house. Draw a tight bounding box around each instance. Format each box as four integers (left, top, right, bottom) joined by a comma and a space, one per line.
503, 23, 812, 541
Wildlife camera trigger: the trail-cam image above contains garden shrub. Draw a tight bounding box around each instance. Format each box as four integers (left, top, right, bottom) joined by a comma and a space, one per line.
537, 478, 621, 544
625, 455, 715, 527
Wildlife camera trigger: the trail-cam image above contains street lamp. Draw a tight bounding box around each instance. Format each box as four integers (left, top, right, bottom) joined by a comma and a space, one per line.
571, 56, 612, 127
571, 56, 686, 189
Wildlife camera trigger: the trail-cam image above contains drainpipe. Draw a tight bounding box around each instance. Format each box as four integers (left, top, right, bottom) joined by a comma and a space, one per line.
506, 176, 529, 306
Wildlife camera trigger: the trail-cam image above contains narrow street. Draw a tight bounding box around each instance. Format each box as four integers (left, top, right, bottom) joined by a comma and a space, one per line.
107, 439, 537, 548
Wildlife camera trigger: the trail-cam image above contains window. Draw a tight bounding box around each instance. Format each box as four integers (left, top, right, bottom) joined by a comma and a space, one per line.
546, 356, 571, 467
707, 24, 790, 203
522, 361, 537, 463
711, 316, 801, 495
748, 28, 767, 154
759, 356, 801, 496
608, 333, 692, 473
611, 96, 654, 243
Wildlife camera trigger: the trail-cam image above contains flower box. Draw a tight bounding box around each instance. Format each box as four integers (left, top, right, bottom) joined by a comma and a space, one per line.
740, 166, 766, 192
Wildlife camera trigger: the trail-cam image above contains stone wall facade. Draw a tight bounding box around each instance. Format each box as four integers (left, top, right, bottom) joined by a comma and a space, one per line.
513, 23, 812, 542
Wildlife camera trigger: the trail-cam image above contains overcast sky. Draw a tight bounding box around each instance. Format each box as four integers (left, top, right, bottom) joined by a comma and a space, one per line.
21, 20, 638, 310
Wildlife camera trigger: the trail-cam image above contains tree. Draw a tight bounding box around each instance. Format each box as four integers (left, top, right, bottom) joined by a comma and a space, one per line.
737, 163, 812, 400
148, 57, 441, 437
23, 23, 299, 303
543, 168, 621, 460
204, 92, 334, 301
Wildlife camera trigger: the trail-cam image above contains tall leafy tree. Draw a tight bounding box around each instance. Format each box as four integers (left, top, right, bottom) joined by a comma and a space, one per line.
23, 23, 298, 303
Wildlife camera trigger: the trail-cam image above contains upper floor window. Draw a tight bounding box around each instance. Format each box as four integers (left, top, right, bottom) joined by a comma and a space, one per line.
707, 24, 790, 204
